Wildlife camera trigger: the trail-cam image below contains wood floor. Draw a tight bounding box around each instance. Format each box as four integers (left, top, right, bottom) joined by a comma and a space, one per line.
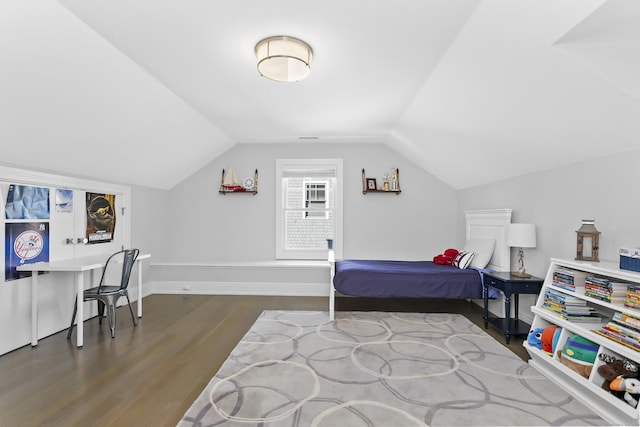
0, 295, 528, 427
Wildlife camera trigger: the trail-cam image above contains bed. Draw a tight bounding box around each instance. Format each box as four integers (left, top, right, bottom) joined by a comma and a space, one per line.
328, 209, 513, 320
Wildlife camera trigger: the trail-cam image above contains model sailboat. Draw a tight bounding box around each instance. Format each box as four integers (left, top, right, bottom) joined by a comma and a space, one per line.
221, 166, 246, 192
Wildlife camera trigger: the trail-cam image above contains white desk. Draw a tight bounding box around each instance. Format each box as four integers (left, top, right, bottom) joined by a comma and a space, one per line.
16, 253, 150, 348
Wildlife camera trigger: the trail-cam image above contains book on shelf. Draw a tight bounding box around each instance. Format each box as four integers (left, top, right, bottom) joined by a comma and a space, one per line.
628, 284, 640, 293
540, 305, 605, 324
584, 285, 627, 295
585, 292, 625, 304
564, 314, 605, 323
585, 276, 628, 289
544, 288, 585, 303
561, 307, 596, 315
552, 268, 588, 292
543, 288, 595, 313
625, 287, 640, 310
607, 321, 640, 341
612, 312, 640, 330
543, 296, 587, 308
627, 291, 640, 300
584, 276, 628, 304
625, 298, 640, 311
594, 328, 640, 352
542, 301, 594, 314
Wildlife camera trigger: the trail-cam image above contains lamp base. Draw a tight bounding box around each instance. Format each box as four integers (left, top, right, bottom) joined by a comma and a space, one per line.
511, 271, 532, 279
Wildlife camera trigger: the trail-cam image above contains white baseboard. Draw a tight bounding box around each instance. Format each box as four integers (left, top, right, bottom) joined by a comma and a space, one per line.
147, 281, 329, 296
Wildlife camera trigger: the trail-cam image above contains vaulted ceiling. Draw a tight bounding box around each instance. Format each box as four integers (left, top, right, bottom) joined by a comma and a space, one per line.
1, 1, 639, 190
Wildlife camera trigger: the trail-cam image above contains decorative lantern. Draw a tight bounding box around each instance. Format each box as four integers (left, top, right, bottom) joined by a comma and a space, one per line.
576, 220, 600, 262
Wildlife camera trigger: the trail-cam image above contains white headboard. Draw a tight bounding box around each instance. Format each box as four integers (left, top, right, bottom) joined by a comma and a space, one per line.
465, 209, 512, 272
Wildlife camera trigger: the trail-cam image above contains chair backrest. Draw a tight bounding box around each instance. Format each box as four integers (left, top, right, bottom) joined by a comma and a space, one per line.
97, 248, 140, 292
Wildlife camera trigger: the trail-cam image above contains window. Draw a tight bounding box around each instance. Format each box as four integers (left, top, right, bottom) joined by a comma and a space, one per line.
276, 159, 343, 260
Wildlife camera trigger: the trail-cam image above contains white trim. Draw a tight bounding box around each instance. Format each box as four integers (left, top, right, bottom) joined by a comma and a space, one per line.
151, 260, 328, 269
148, 281, 329, 296
275, 159, 343, 260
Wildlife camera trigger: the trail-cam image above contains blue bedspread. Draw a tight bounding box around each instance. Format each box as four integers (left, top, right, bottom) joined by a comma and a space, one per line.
334, 259, 496, 299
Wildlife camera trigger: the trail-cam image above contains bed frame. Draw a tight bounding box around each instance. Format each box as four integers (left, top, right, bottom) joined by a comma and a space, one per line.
328, 208, 512, 320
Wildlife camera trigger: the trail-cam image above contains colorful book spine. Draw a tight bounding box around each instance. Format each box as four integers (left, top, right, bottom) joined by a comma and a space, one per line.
607, 321, 640, 341
625, 298, 640, 310
594, 329, 640, 352
613, 312, 640, 330
552, 268, 588, 292
544, 288, 583, 303
625, 285, 640, 310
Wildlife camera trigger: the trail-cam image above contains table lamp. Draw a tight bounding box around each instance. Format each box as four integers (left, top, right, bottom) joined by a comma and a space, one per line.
508, 223, 537, 278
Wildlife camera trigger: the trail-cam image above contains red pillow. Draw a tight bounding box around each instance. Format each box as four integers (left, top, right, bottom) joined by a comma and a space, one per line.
444, 248, 459, 258
433, 248, 459, 265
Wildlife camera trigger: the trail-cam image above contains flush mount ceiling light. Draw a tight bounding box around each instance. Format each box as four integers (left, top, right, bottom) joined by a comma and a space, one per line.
255, 36, 313, 82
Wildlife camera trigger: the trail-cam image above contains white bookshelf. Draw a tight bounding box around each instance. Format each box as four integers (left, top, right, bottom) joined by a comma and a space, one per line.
525, 258, 640, 426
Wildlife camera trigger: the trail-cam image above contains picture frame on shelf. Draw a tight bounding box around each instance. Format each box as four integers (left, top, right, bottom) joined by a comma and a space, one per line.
366, 178, 377, 191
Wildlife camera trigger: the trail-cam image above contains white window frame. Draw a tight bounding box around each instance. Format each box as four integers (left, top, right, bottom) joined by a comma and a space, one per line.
275, 159, 343, 260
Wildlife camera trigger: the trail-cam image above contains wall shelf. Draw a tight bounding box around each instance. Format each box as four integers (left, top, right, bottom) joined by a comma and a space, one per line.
361, 168, 401, 194
219, 168, 258, 195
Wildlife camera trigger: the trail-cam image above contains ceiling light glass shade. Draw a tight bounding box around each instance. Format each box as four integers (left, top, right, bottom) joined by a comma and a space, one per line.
255, 36, 312, 82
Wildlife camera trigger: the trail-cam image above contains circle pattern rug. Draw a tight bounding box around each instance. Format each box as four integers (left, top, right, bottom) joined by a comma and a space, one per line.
178, 311, 607, 426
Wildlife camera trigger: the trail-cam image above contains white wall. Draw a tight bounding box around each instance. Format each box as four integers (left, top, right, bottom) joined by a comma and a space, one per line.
130, 185, 169, 290
161, 142, 458, 262
458, 148, 640, 319
146, 142, 459, 295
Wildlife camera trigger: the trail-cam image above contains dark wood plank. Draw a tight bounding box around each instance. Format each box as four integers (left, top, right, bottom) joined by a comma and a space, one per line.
0, 295, 527, 426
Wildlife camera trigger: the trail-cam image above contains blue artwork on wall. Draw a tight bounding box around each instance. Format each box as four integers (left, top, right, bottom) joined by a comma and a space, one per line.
4, 184, 50, 219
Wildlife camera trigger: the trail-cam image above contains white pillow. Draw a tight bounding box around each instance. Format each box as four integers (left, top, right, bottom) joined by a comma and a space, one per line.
452, 251, 475, 269
463, 238, 496, 269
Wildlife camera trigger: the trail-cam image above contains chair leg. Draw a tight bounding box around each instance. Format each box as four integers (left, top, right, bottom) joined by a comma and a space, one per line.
97, 300, 105, 324
125, 294, 137, 326
67, 298, 78, 339
108, 303, 116, 338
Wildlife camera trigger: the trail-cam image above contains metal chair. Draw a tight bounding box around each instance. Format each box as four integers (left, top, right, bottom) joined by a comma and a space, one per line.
67, 248, 140, 339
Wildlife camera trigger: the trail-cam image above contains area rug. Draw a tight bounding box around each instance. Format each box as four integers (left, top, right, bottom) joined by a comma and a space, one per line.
178, 311, 608, 426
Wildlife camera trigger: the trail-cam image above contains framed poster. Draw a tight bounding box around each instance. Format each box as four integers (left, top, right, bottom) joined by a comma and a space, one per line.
85, 192, 116, 244
5, 222, 50, 281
